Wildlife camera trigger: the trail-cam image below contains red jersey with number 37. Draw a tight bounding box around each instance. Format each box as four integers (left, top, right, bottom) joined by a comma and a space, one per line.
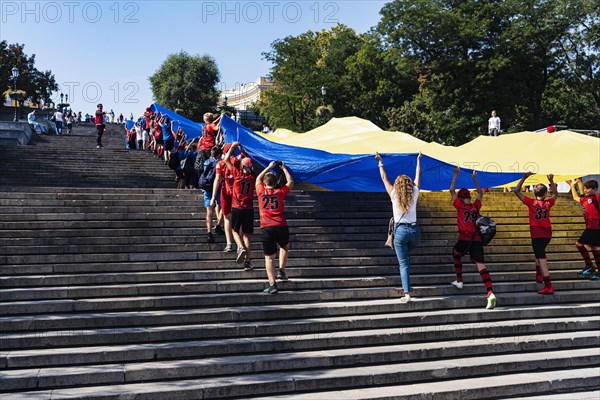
522, 196, 555, 238
257, 183, 291, 228
453, 198, 482, 241
580, 194, 600, 230
232, 167, 255, 209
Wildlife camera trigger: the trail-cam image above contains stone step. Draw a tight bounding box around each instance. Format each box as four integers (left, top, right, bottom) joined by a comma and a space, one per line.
0, 265, 586, 288
0, 272, 596, 301
253, 368, 600, 400
0, 248, 585, 266
1, 348, 597, 397
1, 285, 598, 317
0, 258, 587, 277
2, 316, 597, 369
2, 300, 597, 344
6, 367, 599, 400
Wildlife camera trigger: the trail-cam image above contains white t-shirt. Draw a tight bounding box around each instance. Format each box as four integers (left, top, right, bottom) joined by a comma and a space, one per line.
390, 186, 419, 223
28, 112, 36, 124
135, 125, 143, 141
54, 112, 63, 121
488, 116, 501, 131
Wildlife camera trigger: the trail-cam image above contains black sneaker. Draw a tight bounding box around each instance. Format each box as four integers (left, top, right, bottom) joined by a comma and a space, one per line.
207, 233, 215, 243
214, 225, 224, 235
236, 247, 247, 264
243, 261, 253, 271
276, 269, 289, 281
263, 284, 278, 294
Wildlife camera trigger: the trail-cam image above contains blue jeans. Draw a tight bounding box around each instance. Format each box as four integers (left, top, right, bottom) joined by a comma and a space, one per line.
55, 120, 63, 135
393, 223, 421, 293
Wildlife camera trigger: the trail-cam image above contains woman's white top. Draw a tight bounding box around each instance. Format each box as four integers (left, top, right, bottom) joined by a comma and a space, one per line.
390, 186, 419, 223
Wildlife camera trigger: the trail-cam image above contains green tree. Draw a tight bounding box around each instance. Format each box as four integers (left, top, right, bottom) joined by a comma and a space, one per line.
378, 0, 599, 142
0, 41, 58, 106
149, 51, 220, 121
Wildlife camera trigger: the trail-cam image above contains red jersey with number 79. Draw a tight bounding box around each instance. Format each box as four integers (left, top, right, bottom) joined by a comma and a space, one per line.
580, 194, 600, 230
522, 196, 555, 238
257, 183, 290, 228
231, 166, 256, 209
453, 198, 482, 241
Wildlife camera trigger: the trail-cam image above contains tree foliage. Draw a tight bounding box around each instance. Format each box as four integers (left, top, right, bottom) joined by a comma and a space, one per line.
260, 1, 599, 141
0, 41, 58, 106
149, 51, 220, 122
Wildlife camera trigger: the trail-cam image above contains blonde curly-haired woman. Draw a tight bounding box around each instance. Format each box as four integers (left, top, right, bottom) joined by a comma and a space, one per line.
375, 152, 422, 303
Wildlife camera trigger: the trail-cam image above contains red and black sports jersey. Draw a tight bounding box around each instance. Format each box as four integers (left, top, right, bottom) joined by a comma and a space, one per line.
453, 198, 482, 241
200, 123, 217, 151
232, 166, 255, 210
257, 183, 291, 228
580, 194, 600, 230
216, 158, 238, 197
522, 196, 555, 238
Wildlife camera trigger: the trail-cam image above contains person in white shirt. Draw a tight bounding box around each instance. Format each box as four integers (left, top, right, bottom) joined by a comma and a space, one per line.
27, 110, 46, 134
488, 110, 501, 136
53, 110, 64, 135
375, 151, 422, 303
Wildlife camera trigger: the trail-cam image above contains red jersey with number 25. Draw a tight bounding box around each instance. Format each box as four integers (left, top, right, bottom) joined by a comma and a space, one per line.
580, 194, 600, 230
522, 196, 555, 238
453, 198, 482, 241
257, 183, 290, 228
232, 166, 256, 209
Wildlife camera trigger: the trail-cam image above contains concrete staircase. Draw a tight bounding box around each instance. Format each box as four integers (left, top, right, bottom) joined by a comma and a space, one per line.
0, 124, 598, 399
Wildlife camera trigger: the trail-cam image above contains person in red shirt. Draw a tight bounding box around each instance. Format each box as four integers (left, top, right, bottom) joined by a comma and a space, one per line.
570, 178, 600, 281
514, 172, 558, 294
210, 143, 238, 252
224, 142, 256, 271
450, 167, 496, 309
256, 161, 294, 294
95, 104, 107, 148
200, 113, 222, 161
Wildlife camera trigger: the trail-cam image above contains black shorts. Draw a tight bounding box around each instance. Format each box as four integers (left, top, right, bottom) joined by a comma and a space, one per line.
165, 138, 175, 151
531, 237, 551, 259
96, 125, 105, 135
453, 240, 484, 263
155, 135, 163, 145
579, 229, 600, 246
261, 226, 290, 255
232, 208, 254, 234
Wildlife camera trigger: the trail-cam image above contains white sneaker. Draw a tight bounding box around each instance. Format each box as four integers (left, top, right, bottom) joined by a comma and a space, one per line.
399, 294, 411, 303
486, 293, 497, 310
451, 280, 463, 289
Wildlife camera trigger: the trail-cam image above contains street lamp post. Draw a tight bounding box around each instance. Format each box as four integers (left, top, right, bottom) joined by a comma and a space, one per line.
65, 94, 69, 107
11, 67, 19, 122
321, 86, 327, 106
60, 93, 64, 110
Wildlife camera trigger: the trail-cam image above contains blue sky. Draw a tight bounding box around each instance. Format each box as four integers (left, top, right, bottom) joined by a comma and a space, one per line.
1, 0, 388, 118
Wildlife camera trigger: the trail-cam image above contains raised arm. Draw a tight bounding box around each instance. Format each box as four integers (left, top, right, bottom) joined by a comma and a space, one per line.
223, 141, 239, 170
375, 153, 393, 195
547, 174, 558, 200
450, 167, 459, 202
513, 172, 533, 202
569, 178, 581, 202
281, 162, 294, 190
473, 171, 483, 202
414, 152, 422, 189
256, 161, 277, 189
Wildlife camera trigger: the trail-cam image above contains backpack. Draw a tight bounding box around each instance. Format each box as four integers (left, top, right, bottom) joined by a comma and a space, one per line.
168, 152, 179, 170
182, 153, 196, 174
476, 216, 496, 246
198, 157, 218, 191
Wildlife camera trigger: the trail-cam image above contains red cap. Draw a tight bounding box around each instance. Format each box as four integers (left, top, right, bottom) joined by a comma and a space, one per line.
457, 188, 470, 199
223, 143, 232, 153
242, 157, 253, 168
